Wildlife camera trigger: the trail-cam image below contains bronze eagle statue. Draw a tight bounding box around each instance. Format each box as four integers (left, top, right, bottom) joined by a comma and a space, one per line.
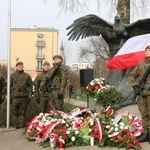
66, 14, 150, 57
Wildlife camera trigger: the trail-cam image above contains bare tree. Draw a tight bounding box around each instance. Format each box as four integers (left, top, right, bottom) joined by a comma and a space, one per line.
78, 36, 109, 77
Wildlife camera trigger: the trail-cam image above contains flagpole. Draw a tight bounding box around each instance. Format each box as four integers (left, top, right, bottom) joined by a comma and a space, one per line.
6, 0, 11, 128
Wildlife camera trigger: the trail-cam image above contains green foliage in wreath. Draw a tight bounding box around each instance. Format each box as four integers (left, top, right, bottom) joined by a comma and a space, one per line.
95, 86, 123, 106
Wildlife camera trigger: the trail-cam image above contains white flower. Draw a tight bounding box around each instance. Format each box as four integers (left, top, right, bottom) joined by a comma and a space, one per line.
110, 127, 114, 130
88, 118, 94, 126
124, 126, 129, 129
119, 122, 125, 126
115, 127, 118, 131
71, 136, 76, 142
66, 130, 70, 134
106, 125, 110, 129
95, 78, 99, 82
75, 130, 79, 134
120, 125, 124, 130
89, 128, 92, 132
115, 124, 119, 127
61, 119, 66, 124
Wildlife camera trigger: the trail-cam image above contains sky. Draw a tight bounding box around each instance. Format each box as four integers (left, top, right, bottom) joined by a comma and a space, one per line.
0, 0, 150, 65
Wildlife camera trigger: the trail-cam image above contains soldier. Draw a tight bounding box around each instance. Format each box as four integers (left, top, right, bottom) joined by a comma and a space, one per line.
129, 45, 150, 143
10, 61, 33, 129
34, 61, 50, 113
69, 82, 73, 98
45, 55, 68, 111
0, 73, 6, 105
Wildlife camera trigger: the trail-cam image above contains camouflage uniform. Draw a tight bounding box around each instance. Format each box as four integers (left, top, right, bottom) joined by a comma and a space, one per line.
34, 70, 50, 113
0, 73, 6, 105
129, 57, 150, 138
10, 65, 33, 128
46, 62, 68, 111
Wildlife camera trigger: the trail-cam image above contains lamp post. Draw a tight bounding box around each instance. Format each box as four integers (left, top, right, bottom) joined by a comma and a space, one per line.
6, 0, 11, 128
15, 57, 19, 62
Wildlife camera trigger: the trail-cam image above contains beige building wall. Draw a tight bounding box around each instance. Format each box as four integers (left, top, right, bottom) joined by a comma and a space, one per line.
11, 27, 58, 76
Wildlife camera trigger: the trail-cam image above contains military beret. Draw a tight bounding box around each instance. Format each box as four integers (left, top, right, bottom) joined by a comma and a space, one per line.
43, 61, 50, 66
52, 55, 63, 60
16, 61, 23, 66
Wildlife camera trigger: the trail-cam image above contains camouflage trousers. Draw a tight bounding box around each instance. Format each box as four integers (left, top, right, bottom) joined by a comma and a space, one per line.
49, 90, 64, 111
137, 95, 150, 129
11, 97, 28, 128
39, 96, 50, 113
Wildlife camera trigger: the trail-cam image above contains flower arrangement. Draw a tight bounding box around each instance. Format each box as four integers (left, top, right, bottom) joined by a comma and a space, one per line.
26, 107, 142, 150
86, 78, 109, 97
86, 78, 123, 106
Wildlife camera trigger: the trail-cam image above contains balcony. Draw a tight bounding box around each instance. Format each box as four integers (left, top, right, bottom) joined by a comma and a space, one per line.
36, 41, 45, 47
36, 54, 45, 59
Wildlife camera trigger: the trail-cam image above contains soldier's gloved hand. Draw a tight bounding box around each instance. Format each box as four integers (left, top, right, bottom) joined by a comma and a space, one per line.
57, 93, 63, 99
133, 85, 140, 94
36, 98, 40, 104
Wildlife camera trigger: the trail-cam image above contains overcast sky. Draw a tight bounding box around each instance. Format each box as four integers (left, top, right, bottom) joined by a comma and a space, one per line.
0, 0, 150, 64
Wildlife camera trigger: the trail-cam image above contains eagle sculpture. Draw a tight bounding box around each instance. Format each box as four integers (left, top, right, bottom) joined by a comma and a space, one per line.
66, 14, 150, 57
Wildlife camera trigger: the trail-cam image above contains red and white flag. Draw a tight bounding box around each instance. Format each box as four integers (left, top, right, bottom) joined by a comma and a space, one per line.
107, 34, 150, 70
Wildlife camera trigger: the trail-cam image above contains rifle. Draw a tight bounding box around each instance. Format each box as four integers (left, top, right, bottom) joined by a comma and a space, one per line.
132, 66, 150, 103
42, 64, 61, 93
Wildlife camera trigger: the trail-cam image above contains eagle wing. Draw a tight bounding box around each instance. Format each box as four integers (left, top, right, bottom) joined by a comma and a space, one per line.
126, 18, 150, 37
66, 14, 117, 41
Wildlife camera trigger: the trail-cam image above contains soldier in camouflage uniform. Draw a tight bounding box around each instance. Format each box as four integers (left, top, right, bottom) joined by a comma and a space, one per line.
0, 73, 6, 105
129, 45, 150, 143
34, 61, 50, 113
45, 55, 68, 111
10, 61, 33, 128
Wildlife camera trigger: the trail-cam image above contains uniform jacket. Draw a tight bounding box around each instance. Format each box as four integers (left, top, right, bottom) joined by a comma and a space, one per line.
0, 74, 6, 98
129, 57, 150, 95
45, 63, 68, 94
10, 70, 33, 98
34, 70, 49, 97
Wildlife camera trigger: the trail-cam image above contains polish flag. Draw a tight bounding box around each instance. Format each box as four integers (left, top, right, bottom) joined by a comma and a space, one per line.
106, 34, 150, 70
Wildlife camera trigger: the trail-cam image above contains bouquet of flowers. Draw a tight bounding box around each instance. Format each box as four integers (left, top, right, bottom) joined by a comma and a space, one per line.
86, 78, 123, 106
91, 107, 142, 150
86, 78, 109, 97
26, 107, 142, 150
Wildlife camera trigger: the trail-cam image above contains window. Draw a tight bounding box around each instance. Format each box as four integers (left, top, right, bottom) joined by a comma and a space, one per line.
37, 60, 43, 70
37, 35, 44, 41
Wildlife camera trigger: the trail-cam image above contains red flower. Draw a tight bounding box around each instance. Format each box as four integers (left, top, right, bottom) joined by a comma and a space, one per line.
127, 143, 132, 149
117, 138, 122, 143
118, 131, 122, 136
112, 136, 116, 139
27, 130, 33, 136
123, 135, 128, 141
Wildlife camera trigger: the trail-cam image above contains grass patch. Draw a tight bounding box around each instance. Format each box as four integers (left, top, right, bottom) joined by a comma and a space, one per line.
71, 93, 87, 101
63, 103, 78, 112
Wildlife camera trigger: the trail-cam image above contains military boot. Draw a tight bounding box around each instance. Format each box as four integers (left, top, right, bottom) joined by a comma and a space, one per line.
137, 128, 149, 142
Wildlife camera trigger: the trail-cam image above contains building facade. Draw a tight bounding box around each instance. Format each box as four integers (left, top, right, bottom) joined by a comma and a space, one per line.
11, 27, 58, 79
70, 62, 93, 74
